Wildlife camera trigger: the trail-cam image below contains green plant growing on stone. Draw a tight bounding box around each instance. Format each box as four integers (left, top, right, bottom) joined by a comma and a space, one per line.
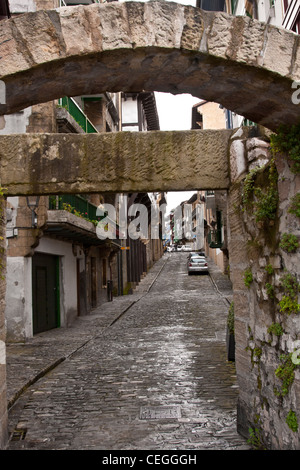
242, 166, 260, 207
270, 123, 300, 174
253, 347, 262, 361
253, 160, 278, 223
247, 427, 266, 450
265, 264, 274, 275
246, 343, 262, 365
279, 233, 299, 253
241, 160, 278, 223
288, 193, 300, 218
279, 273, 300, 315
274, 353, 297, 397
267, 322, 283, 337
286, 410, 298, 433
62, 202, 100, 226
279, 296, 300, 315
281, 273, 300, 295
265, 282, 275, 298
244, 268, 253, 288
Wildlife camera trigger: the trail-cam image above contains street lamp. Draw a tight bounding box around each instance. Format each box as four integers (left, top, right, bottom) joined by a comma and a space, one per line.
26, 196, 40, 228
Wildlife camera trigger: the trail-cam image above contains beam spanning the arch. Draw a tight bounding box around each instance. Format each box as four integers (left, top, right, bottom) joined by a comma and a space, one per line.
0, 2, 299, 131
0, 130, 231, 196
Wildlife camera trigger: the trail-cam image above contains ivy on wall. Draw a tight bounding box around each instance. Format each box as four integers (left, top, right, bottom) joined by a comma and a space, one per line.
239, 125, 300, 446
270, 123, 300, 174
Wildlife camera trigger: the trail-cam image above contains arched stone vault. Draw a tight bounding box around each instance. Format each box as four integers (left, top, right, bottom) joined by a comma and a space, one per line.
0, 1, 299, 131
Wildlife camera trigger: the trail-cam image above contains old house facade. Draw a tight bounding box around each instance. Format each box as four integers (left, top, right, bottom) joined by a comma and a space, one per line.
1, 0, 164, 342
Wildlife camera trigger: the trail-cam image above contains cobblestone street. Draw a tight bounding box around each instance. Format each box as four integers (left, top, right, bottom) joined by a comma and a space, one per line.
7, 253, 250, 451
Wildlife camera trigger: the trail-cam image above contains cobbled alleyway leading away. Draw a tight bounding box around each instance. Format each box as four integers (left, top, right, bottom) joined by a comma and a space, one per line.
7, 253, 250, 451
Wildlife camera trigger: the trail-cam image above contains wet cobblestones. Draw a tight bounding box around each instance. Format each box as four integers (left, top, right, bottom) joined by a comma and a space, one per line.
6, 253, 250, 450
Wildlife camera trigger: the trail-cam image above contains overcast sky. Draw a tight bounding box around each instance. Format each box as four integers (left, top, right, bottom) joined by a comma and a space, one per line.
155, 93, 200, 213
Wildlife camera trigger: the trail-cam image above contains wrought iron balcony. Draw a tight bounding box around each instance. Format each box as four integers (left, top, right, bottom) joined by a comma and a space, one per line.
58, 97, 98, 134
49, 194, 100, 224
48, 195, 122, 246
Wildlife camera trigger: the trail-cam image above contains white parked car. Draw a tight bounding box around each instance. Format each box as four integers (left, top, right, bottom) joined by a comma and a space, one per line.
182, 245, 192, 251
187, 256, 208, 274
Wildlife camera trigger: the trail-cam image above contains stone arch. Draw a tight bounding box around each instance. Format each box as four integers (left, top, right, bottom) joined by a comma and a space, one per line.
0, 1, 299, 131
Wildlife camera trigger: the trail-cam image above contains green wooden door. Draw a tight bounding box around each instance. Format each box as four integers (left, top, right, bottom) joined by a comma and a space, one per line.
32, 253, 60, 334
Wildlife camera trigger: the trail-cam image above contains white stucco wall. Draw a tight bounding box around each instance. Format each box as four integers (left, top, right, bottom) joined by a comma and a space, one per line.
122, 98, 139, 132
5, 237, 81, 341
5, 256, 32, 342
0, 108, 32, 134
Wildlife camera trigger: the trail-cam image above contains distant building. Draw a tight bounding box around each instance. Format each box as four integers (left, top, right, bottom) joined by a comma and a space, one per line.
191, 101, 229, 274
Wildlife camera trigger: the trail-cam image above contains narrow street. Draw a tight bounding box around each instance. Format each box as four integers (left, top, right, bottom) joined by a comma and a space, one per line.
7, 253, 250, 451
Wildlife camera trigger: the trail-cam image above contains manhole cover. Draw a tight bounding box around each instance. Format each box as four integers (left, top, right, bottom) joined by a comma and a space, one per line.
140, 406, 181, 420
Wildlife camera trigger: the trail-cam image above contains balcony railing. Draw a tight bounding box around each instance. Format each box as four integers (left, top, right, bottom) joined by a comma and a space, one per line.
49, 195, 100, 223
58, 97, 98, 134
282, 0, 300, 30
49, 195, 123, 239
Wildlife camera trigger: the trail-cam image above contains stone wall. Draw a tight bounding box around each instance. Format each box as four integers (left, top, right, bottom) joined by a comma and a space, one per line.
0, 130, 231, 195
228, 128, 300, 450
0, 196, 8, 448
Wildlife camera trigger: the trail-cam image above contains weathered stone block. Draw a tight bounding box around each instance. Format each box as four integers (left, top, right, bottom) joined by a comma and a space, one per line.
0, 130, 231, 195
230, 140, 246, 182
263, 25, 297, 77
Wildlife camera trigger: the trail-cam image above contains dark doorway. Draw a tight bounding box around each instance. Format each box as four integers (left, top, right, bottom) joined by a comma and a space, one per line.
32, 253, 60, 334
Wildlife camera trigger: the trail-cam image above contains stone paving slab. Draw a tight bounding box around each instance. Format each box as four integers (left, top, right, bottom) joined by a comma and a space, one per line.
6, 253, 248, 451
6, 254, 233, 408
6, 255, 168, 409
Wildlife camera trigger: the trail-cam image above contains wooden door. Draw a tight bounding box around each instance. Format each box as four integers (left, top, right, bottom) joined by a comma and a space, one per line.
32, 253, 60, 334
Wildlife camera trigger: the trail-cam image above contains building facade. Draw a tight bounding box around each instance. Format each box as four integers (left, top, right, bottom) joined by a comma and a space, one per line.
2, 0, 164, 342
191, 101, 230, 274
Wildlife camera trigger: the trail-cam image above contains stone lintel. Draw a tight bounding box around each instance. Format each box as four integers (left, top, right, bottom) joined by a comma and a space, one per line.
0, 130, 231, 196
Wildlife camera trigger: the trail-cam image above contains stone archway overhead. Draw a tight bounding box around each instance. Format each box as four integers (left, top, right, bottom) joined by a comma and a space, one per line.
0, 1, 299, 130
